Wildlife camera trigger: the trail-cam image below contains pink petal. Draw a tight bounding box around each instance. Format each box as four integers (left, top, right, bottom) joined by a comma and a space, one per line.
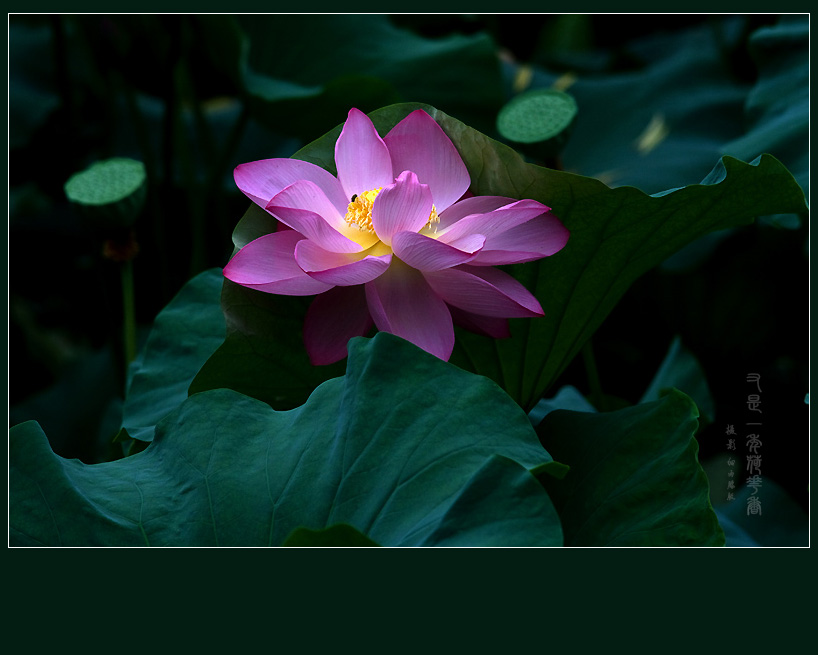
295, 239, 391, 286
449, 306, 511, 339
384, 109, 470, 213
365, 259, 454, 361
371, 170, 434, 246
223, 230, 333, 296
469, 212, 570, 265
437, 195, 517, 230
267, 179, 346, 230
392, 231, 485, 271
437, 199, 551, 245
304, 286, 373, 365
423, 265, 543, 318
266, 201, 362, 254
334, 108, 394, 199
234, 158, 347, 211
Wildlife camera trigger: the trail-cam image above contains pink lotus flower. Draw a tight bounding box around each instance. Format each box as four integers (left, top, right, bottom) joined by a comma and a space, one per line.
224, 108, 569, 364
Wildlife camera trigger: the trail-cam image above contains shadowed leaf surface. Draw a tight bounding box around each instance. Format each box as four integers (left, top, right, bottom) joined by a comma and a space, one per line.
11, 334, 562, 547
536, 389, 724, 546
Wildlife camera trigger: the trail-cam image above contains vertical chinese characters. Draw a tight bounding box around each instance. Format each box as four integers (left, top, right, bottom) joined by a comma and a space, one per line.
725, 424, 737, 500
745, 373, 763, 516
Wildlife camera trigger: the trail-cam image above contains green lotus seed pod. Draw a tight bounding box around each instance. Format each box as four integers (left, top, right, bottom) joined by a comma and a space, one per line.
64, 158, 147, 229
497, 88, 578, 160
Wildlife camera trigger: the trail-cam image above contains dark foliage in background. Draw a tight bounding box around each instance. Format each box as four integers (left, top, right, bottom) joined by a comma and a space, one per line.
8, 14, 807, 522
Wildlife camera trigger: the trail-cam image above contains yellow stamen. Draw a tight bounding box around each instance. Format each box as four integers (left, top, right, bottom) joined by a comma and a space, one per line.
426, 205, 440, 233
344, 186, 440, 234
345, 188, 380, 233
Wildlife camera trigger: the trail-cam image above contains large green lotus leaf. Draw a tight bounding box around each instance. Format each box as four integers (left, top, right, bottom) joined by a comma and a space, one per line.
121, 269, 225, 442
10, 333, 562, 547
290, 103, 807, 411
536, 389, 723, 546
